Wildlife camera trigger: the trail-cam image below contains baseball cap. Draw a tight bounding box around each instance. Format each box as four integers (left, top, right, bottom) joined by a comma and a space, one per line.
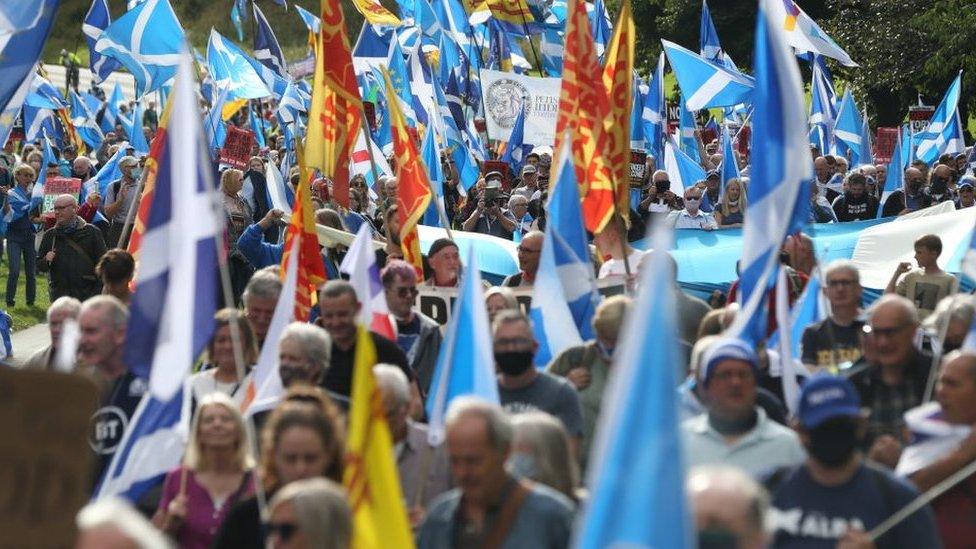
706, 170, 720, 180
699, 338, 759, 386
796, 374, 861, 429
959, 175, 975, 189
119, 155, 139, 168
485, 171, 503, 183
521, 164, 537, 175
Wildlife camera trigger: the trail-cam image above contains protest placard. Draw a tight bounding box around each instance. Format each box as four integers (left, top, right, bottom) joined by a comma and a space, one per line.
219, 126, 256, 169
480, 70, 561, 146
0, 368, 98, 545
40, 176, 82, 220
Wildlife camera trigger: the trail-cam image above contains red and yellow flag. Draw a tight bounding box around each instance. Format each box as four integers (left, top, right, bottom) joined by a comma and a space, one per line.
351, 0, 401, 26
127, 96, 175, 263
601, 0, 635, 213
344, 326, 415, 549
305, 0, 364, 208
383, 71, 432, 280
553, 0, 616, 233
288, 145, 328, 321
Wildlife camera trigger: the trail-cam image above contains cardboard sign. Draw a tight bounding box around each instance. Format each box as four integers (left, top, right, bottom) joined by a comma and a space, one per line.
0, 369, 98, 546
629, 149, 648, 187
666, 102, 680, 134
874, 127, 900, 165
219, 126, 256, 169
909, 105, 935, 135
40, 177, 82, 220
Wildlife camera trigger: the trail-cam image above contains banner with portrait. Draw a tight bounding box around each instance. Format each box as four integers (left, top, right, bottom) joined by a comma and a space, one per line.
480, 69, 561, 146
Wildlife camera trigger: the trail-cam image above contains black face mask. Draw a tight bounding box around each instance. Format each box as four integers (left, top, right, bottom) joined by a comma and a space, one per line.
655, 180, 671, 194
495, 351, 535, 376
931, 177, 948, 195
807, 418, 860, 467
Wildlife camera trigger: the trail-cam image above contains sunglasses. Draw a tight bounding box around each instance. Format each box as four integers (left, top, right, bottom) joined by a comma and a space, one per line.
266, 521, 299, 542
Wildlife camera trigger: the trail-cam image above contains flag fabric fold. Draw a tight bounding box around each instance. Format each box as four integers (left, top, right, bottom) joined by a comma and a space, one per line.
663, 39, 755, 111
601, 0, 635, 214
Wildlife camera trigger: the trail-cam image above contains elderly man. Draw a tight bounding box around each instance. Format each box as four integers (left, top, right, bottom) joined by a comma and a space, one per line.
639, 169, 682, 217
511, 164, 540, 201
688, 466, 769, 549
493, 310, 583, 445
423, 238, 462, 288
847, 295, 932, 468
102, 155, 141, 247
548, 295, 631, 465
277, 321, 331, 389
801, 260, 864, 371
24, 296, 82, 370
928, 162, 954, 204
882, 167, 932, 217
418, 397, 574, 547
242, 266, 282, 348
900, 352, 976, 546
503, 194, 532, 240
381, 260, 442, 395
766, 375, 940, 548
501, 231, 543, 287
682, 338, 805, 477
317, 280, 415, 402
77, 296, 145, 487
667, 185, 718, 230
462, 174, 516, 239
37, 194, 107, 301
374, 364, 451, 518
71, 156, 94, 182
814, 156, 841, 203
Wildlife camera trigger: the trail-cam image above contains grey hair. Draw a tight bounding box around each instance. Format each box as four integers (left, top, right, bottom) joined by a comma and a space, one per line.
81, 295, 128, 330
507, 194, 528, 209
823, 259, 860, 284
689, 335, 723, 379
868, 294, 919, 327
446, 396, 514, 455
374, 364, 411, 408
47, 296, 82, 322
279, 322, 332, 370
243, 268, 283, 303
922, 294, 975, 336
76, 497, 172, 548
511, 412, 579, 502
491, 309, 532, 337
687, 465, 769, 537
319, 279, 359, 303
484, 286, 519, 311
269, 478, 352, 549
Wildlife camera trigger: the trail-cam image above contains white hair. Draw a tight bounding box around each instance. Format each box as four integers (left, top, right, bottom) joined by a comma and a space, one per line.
446, 396, 513, 454
373, 364, 410, 408
76, 497, 172, 548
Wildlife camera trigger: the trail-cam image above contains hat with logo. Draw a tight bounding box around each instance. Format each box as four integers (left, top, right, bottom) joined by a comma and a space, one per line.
797, 374, 862, 429
699, 338, 759, 386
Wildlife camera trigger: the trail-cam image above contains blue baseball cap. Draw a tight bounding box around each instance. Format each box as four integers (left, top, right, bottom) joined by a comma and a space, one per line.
797, 374, 862, 429
699, 338, 759, 386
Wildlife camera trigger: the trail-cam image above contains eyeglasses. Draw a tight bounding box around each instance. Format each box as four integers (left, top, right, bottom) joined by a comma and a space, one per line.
685, 196, 702, 202
863, 324, 909, 338
394, 286, 419, 298
266, 522, 299, 542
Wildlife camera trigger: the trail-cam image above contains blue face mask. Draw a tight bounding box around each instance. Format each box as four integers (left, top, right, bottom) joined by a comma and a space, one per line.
130, 167, 143, 181
506, 452, 538, 479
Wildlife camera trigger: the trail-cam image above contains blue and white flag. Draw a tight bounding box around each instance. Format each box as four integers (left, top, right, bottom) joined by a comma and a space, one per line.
915, 71, 962, 165
426, 249, 499, 445
204, 84, 231, 151
663, 39, 755, 111
25, 75, 67, 110
768, 0, 857, 67
421, 125, 445, 228
726, 0, 813, 345
700, 0, 722, 61
664, 137, 706, 195
253, 3, 287, 78
88, 140, 129, 198
589, 0, 612, 59
720, 123, 740, 193
500, 105, 531, 174
23, 105, 60, 145
808, 56, 836, 154
858, 107, 874, 167
0, 0, 58, 148
207, 29, 272, 100
642, 52, 667, 163
99, 83, 124, 133
530, 137, 600, 367
833, 89, 865, 166
678, 96, 701, 162
294, 4, 321, 34
71, 90, 105, 149
29, 131, 58, 206
122, 51, 220, 392
94, 0, 186, 97
353, 23, 393, 78
769, 270, 824, 362
540, 28, 564, 77
573, 229, 693, 548
83, 0, 122, 83
878, 128, 905, 218
129, 102, 150, 155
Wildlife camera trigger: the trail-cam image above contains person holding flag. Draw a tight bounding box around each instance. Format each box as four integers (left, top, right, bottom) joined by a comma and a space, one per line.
3, 164, 39, 307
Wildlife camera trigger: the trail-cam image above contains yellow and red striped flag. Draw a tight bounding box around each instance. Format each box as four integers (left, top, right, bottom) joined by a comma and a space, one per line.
383, 70, 432, 280
553, 0, 616, 233
601, 0, 635, 213
288, 145, 328, 321
343, 326, 415, 549
304, 0, 364, 208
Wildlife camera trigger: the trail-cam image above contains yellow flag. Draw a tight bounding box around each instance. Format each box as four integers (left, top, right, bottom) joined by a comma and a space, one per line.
344, 326, 416, 549
351, 0, 402, 26
601, 0, 635, 213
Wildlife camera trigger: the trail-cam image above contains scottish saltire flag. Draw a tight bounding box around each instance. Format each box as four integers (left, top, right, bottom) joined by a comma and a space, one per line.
574, 230, 693, 548
84, 0, 121, 83
129, 102, 150, 155
808, 57, 836, 154
700, 0, 722, 60
944, 110, 967, 158
500, 105, 531, 174
0, 0, 58, 148
426, 250, 499, 445
769, 269, 824, 361
878, 129, 905, 218
26, 75, 67, 110
630, 78, 646, 148
407, 43, 437, 127
726, 0, 813, 345
589, 0, 612, 59
207, 30, 272, 100
768, 0, 857, 67
253, 3, 287, 77
295, 4, 321, 33
642, 52, 666, 163
663, 40, 755, 111
915, 72, 963, 164
421, 126, 445, 227
541, 28, 564, 76
204, 84, 231, 151
720, 123, 740, 191
94, 0, 186, 97
2, 186, 33, 233
833, 89, 866, 166
98, 83, 125, 133
678, 97, 701, 162
896, 402, 973, 477
250, 106, 266, 148
23, 105, 59, 144
340, 224, 396, 340
88, 140, 129, 197
230, 1, 244, 41
122, 51, 220, 391
530, 137, 600, 367
70, 91, 104, 149
353, 23, 392, 79
664, 137, 706, 194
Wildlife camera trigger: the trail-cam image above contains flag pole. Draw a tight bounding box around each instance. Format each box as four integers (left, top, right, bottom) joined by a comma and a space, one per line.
518, 17, 546, 78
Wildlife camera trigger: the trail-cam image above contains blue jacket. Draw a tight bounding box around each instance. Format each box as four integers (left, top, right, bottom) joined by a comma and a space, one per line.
237, 223, 283, 268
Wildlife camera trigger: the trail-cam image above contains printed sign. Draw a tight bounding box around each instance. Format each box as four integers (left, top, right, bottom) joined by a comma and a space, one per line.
874, 127, 900, 165
909, 105, 935, 135
630, 149, 648, 187
480, 69, 562, 146
40, 177, 82, 220
219, 126, 256, 169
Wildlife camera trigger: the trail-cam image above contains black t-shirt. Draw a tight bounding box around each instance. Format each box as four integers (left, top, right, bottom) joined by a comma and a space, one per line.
801, 317, 864, 369
320, 331, 414, 397
831, 194, 878, 221
396, 315, 422, 359
90, 371, 147, 488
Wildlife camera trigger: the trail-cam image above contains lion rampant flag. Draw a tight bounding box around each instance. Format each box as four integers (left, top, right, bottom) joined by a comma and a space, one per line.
127, 96, 175, 264
383, 71, 432, 280
304, 0, 363, 208
553, 0, 616, 233
601, 0, 635, 213
351, 0, 401, 26
288, 145, 328, 321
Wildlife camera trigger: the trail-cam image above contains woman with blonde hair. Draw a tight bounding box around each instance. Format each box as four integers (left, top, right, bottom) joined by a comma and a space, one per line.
188, 308, 258, 407
509, 412, 582, 504
153, 393, 255, 549
714, 178, 747, 227
267, 478, 352, 549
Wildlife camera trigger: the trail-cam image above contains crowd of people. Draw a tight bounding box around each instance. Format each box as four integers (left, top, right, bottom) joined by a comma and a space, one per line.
4, 80, 976, 548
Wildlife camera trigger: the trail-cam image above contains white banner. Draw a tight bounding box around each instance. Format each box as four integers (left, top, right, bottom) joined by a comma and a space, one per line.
480, 69, 561, 146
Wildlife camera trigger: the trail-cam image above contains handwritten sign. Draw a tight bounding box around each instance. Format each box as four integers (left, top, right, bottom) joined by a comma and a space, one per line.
219, 126, 256, 169
41, 177, 82, 220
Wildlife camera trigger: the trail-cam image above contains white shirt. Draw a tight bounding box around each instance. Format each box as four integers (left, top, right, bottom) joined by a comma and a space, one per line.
598, 249, 649, 279
667, 209, 718, 230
